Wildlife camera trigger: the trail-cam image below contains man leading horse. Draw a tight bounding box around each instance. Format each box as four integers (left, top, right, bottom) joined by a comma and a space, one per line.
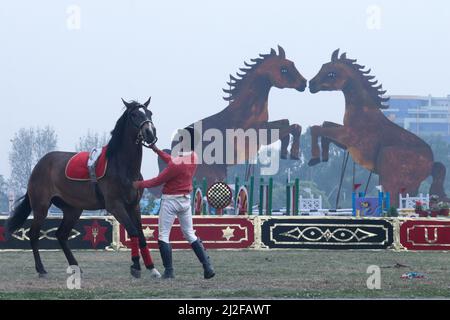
7, 98, 161, 279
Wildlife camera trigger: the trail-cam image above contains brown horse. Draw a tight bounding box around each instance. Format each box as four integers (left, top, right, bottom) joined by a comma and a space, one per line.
6, 98, 161, 278
308, 49, 448, 207
162, 46, 307, 188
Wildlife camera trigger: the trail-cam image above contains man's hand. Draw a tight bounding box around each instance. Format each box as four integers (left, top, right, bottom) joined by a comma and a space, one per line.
150, 144, 158, 152
132, 181, 141, 189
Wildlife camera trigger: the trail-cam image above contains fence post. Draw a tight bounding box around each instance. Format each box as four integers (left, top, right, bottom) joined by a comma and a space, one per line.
385, 192, 390, 212
294, 178, 300, 216
378, 191, 383, 215
259, 177, 264, 215
286, 181, 291, 216
202, 177, 207, 215
268, 177, 273, 215
352, 192, 356, 216
249, 176, 254, 215
299, 195, 303, 213
234, 176, 240, 210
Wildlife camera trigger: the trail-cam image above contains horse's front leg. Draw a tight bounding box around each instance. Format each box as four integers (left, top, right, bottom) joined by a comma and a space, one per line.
320, 121, 346, 162
128, 204, 161, 278
309, 125, 350, 166
309, 125, 322, 166
260, 119, 302, 160
106, 201, 143, 278
289, 123, 302, 160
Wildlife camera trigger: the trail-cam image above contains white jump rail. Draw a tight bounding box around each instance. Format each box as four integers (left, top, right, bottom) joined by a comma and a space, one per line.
299, 195, 323, 211
399, 193, 429, 209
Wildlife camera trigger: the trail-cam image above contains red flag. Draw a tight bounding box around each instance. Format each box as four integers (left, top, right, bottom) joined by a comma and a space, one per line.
353, 184, 362, 191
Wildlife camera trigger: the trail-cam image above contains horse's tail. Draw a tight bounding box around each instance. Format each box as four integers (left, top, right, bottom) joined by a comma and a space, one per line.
6, 193, 32, 234
430, 162, 448, 200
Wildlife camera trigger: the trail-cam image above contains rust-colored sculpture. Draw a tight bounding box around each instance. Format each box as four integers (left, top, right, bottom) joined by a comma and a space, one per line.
166, 46, 307, 187
308, 49, 448, 206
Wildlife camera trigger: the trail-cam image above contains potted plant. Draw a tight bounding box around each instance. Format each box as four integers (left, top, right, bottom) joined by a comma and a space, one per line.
438, 202, 450, 217
387, 206, 399, 217
414, 201, 428, 217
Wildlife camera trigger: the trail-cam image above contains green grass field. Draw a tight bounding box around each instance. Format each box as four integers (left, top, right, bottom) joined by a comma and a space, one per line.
0, 250, 449, 299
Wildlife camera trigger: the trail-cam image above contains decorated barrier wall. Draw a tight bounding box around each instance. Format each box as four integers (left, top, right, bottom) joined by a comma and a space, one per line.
1, 215, 450, 252
399, 219, 450, 251
119, 216, 255, 250
259, 217, 394, 250
0, 216, 114, 250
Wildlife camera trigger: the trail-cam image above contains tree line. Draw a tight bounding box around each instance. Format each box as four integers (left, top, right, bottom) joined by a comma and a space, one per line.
0, 128, 109, 212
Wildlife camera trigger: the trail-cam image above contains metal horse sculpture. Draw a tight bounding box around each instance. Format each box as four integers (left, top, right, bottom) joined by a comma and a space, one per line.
6, 98, 160, 278
308, 49, 448, 207
164, 46, 307, 187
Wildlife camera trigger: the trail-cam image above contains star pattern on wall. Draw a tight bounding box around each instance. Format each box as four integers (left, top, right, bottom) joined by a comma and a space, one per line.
222, 226, 235, 241
83, 220, 108, 249
143, 226, 155, 240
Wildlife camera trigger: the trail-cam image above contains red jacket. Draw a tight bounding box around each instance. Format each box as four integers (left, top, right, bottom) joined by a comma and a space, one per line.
136, 148, 198, 195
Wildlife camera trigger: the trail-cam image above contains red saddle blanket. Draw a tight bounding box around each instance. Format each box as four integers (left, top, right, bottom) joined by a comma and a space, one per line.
65, 147, 108, 181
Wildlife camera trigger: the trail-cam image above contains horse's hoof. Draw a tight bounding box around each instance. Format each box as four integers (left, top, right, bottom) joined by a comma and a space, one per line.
38, 272, 48, 279
149, 268, 162, 279
281, 153, 288, 160
290, 154, 300, 160
130, 267, 141, 279
308, 158, 321, 166
322, 158, 329, 163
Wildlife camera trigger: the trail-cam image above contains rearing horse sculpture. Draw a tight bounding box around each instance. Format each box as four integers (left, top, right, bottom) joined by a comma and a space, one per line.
163, 46, 307, 188
308, 49, 448, 207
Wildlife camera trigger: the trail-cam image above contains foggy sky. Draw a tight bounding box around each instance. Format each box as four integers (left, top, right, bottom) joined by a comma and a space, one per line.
0, 0, 449, 180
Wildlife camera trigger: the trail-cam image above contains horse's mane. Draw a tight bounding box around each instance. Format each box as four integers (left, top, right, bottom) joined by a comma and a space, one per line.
106, 101, 141, 159
222, 47, 285, 102
331, 49, 390, 109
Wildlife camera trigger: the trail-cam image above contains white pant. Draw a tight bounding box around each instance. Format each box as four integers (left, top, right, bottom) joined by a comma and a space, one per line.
158, 195, 198, 244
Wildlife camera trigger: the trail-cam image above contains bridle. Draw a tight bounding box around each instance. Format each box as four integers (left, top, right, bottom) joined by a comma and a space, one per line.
136, 119, 158, 148
129, 106, 158, 148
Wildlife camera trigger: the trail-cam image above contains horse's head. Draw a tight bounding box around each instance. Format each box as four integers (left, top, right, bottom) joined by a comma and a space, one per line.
257, 46, 307, 92
309, 49, 389, 108
309, 49, 354, 94
121, 97, 157, 148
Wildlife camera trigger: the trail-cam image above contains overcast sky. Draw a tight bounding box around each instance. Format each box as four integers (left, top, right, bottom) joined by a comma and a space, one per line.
0, 0, 449, 180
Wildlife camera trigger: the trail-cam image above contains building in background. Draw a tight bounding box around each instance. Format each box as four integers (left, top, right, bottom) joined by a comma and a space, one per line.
383, 95, 450, 142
